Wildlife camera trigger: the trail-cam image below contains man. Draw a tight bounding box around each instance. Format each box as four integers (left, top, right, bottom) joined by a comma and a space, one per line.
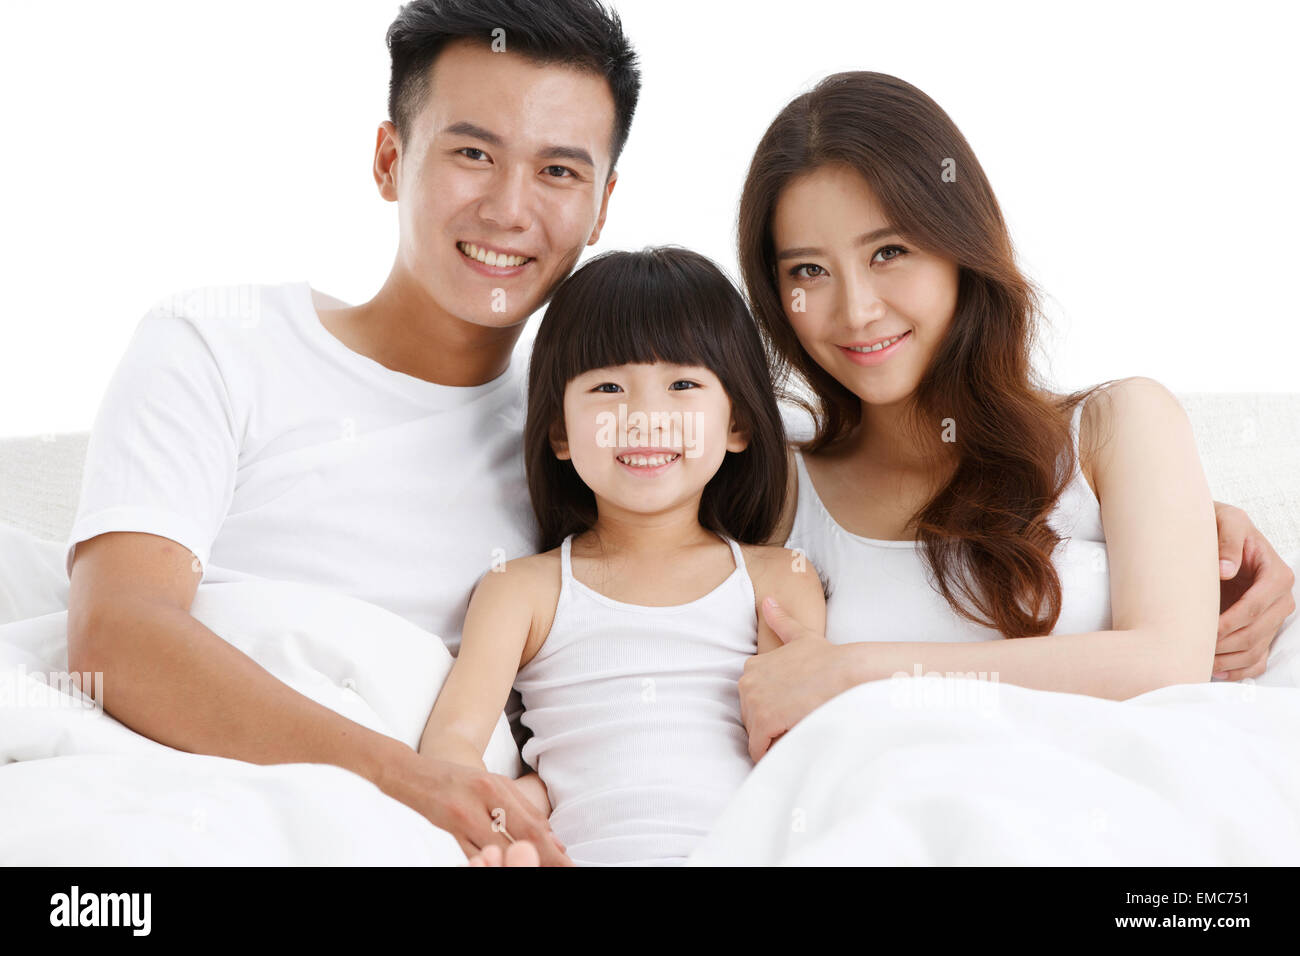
65, 0, 1294, 866
66, 0, 638, 866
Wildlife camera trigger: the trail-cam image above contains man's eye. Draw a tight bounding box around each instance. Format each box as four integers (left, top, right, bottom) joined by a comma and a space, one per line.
789, 263, 827, 279
669, 380, 699, 391
873, 244, 908, 263
592, 383, 622, 393
544, 165, 576, 179
457, 147, 488, 161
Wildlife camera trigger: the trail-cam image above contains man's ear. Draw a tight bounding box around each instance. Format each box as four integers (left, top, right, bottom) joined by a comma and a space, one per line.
726, 413, 751, 454
586, 168, 618, 246
550, 420, 572, 460
374, 121, 401, 202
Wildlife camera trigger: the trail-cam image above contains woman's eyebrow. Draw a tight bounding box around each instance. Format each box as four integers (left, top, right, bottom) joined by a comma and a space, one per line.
776, 226, 899, 260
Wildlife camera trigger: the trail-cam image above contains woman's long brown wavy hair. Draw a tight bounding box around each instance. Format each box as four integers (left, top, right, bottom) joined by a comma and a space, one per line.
739, 71, 1118, 638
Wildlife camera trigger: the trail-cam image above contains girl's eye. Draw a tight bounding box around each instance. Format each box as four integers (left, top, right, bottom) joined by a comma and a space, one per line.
789, 263, 827, 280
592, 383, 622, 393
544, 165, 576, 179
873, 244, 908, 263
668, 380, 698, 391
457, 147, 488, 162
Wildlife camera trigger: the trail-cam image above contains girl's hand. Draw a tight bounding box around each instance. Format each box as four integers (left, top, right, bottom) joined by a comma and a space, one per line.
739, 597, 854, 762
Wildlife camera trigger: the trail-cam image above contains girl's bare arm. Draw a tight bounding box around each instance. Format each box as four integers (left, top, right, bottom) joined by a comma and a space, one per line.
419, 560, 539, 766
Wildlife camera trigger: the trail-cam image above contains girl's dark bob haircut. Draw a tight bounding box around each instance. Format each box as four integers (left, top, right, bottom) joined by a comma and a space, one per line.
525, 246, 789, 552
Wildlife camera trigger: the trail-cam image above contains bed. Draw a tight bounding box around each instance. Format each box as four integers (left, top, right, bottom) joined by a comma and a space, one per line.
2, 393, 1298, 864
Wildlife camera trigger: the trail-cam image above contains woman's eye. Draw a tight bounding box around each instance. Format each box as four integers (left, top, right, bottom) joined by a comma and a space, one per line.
544, 165, 576, 179
457, 147, 488, 161
592, 383, 622, 393
873, 244, 908, 263
789, 263, 827, 280
668, 380, 699, 391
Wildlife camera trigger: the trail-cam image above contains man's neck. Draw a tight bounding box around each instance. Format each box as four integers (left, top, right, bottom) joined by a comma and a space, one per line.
317, 269, 524, 387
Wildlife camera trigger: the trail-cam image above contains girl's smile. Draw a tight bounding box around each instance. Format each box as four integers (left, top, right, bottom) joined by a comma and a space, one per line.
614, 448, 682, 477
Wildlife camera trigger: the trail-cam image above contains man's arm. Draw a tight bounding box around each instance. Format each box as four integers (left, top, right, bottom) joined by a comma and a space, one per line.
1211, 501, 1296, 679
67, 531, 569, 865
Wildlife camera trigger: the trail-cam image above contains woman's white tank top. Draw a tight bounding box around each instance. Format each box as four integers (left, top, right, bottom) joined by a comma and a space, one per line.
785, 399, 1112, 644
513, 533, 758, 866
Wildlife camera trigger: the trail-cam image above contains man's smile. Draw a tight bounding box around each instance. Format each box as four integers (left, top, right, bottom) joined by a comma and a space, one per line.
456, 240, 535, 273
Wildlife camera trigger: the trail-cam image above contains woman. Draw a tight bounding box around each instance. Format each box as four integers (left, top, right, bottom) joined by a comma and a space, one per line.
737, 72, 1294, 760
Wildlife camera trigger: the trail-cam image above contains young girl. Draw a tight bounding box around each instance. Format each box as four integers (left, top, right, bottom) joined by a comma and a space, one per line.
419, 247, 826, 866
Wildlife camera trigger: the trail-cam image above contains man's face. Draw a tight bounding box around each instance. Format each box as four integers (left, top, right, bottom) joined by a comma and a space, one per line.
378, 39, 618, 328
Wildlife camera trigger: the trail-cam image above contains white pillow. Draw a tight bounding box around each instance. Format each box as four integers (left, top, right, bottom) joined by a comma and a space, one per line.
0, 523, 68, 626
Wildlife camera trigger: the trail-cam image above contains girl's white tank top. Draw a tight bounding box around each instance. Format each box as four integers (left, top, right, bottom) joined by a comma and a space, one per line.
785, 398, 1112, 645
513, 532, 759, 866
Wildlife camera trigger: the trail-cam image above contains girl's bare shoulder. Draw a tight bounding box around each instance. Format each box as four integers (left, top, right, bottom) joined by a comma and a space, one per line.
488, 549, 563, 598
739, 542, 825, 596
481, 550, 565, 666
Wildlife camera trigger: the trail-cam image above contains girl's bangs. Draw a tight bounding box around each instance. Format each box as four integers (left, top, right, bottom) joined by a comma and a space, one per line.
549, 253, 730, 384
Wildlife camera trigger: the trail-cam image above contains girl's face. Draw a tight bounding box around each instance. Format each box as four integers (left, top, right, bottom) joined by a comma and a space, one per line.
553, 363, 749, 517
772, 163, 960, 408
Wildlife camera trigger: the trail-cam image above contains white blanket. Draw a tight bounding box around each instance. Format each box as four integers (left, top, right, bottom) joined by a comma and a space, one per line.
3, 520, 1299, 865
0, 578, 522, 865
687, 591, 1300, 866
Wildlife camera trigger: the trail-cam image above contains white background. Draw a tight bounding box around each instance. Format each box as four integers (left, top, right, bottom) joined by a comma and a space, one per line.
1, 0, 1296, 436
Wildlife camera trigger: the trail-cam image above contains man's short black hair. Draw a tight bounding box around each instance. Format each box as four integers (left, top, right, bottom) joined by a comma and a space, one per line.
386, 0, 641, 172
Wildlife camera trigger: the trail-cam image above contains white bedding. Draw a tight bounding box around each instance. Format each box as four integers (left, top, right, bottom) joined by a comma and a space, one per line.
687, 564, 1300, 866
687, 676, 1300, 866
2, 519, 1298, 865
0, 575, 522, 865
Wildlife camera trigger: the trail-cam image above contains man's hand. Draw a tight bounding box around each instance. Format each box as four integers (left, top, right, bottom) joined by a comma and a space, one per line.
380, 750, 572, 866
1213, 501, 1297, 680
740, 597, 849, 762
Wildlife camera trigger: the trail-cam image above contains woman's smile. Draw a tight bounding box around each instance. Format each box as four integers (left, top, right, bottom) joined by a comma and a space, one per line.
838, 330, 912, 366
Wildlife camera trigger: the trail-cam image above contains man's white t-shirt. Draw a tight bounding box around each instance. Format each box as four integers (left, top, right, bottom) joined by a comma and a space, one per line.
66, 280, 539, 657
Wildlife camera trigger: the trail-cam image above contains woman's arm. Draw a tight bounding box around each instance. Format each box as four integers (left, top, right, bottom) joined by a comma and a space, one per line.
419, 561, 538, 767
741, 379, 1220, 757
849, 378, 1218, 697
741, 546, 827, 760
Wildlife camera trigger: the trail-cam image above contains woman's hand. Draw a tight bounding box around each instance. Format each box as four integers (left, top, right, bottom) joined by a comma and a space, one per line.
740, 597, 855, 762
1213, 502, 1297, 680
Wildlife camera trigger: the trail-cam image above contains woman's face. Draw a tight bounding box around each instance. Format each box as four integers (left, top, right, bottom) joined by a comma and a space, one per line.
772, 163, 960, 408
